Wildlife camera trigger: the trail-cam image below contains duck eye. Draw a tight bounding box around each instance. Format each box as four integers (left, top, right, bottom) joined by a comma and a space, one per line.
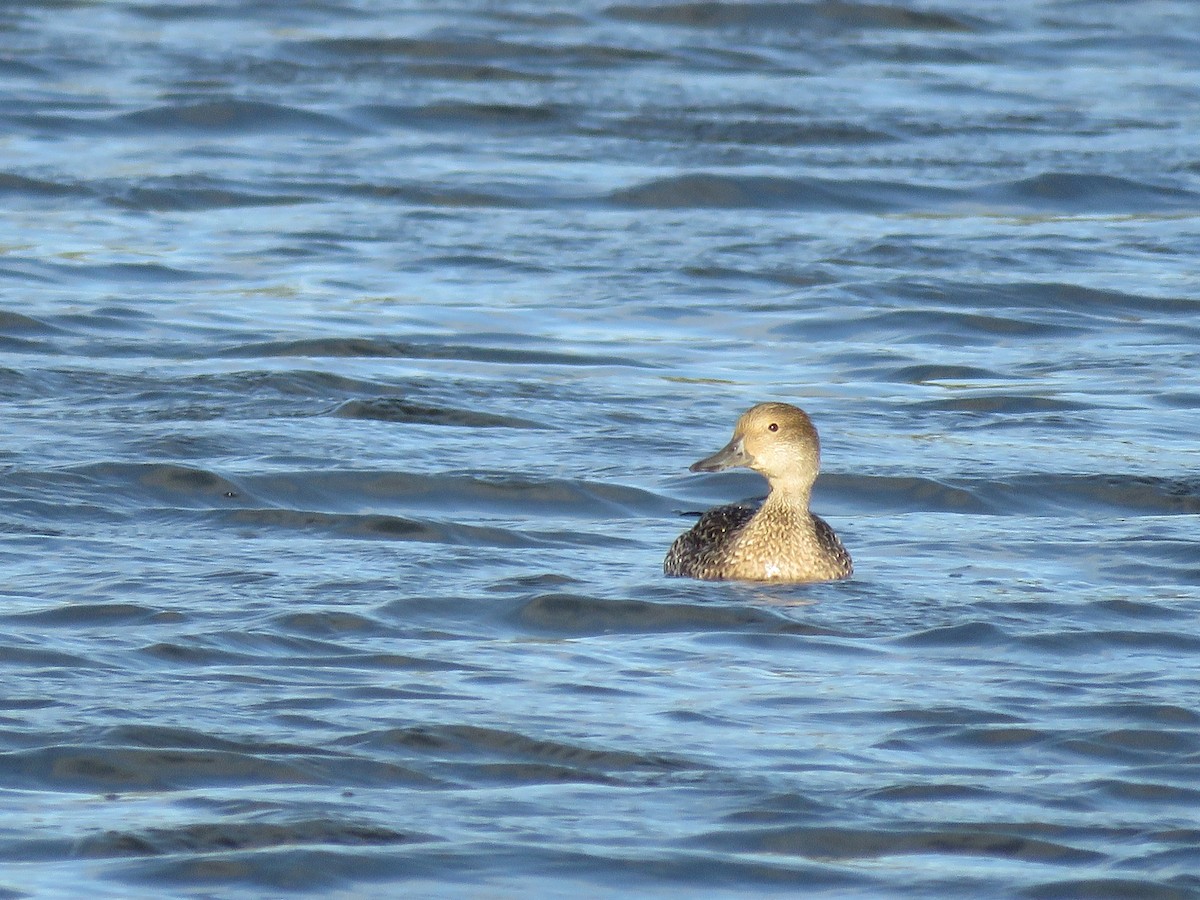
768, 423, 778, 432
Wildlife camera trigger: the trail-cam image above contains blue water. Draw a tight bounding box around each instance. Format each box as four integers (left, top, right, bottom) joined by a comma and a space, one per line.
2, 1, 1200, 897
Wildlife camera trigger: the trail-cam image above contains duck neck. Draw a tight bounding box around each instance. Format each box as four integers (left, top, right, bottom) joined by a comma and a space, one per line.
763, 477, 814, 514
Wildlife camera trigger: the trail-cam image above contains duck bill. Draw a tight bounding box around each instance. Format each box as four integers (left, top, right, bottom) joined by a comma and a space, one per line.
690, 436, 752, 472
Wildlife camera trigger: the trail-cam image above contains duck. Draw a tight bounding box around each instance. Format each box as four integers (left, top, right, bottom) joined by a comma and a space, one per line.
664, 402, 852, 583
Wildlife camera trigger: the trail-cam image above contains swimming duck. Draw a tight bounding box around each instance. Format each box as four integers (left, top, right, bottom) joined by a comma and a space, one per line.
664, 402, 852, 583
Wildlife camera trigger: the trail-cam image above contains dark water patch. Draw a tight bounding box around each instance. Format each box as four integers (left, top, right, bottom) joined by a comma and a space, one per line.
907, 394, 1093, 415
72, 463, 247, 509
894, 621, 1009, 647
831, 472, 1200, 517
9, 462, 655, 544
112, 845, 451, 893
116, 100, 362, 136
402, 61, 556, 82
217, 336, 652, 368
0, 642, 101, 670
988, 475, 1200, 517
1087, 778, 1200, 806
5, 112, 119, 138
889, 364, 1002, 383
419, 252, 551, 273
879, 705, 1025, 727
721, 791, 835, 825
0, 697, 56, 713
0, 310, 64, 335
0, 745, 433, 793
826, 474, 992, 514
245, 470, 668, 518
864, 782, 996, 803
341, 724, 694, 773
139, 638, 472, 677
78, 818, 422, 858
124, 369, 406, 411
104, 725, 298, 754
1099, 562, 1200, 587
872, 42, 990, 65
53, 304, 155, 333
345, 180, 538, 208
0, 367, 41, 401
488, 572, 583, 593
1, 602, 179, 627
604, 2, 980, 33
293, 35, 669, 68
942, 726, 1051, 749
356, 101, 568, 131
332, 398, 542, 429
129, 1, 350, 25
1085, 703, 1200, 728
610, 173, 958, 211
1155, 392, 1200, 409
130, 2, 258, 20
611, 171, 1199, 216
692, 823, 1100, 864
878, 279, 1200, 317
0, 519, 67, 538
140, 642, 261, 666
0, 57, 47, 77
772, 309, 1080, 345
511, 591, 826, 636
48, 260, 210, 284
983, 172, 1200, 214
1060, 729, 1200, 764
1087, 598, 1191, 622
681, 261, 838, 289
599, 114, 895, 147
218, 507, 620, 549
0, 334, 54, 353
109, 844, 821, 895
445, 760, 624, 786
1021, 630, 1200, 656
109, 180, 312, 212
1023, 877, 1200, 900
0, 172, 93, 201
270, 611, 382, 637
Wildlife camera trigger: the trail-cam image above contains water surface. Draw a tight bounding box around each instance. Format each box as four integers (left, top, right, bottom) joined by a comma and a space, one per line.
2, 1, 1199, 897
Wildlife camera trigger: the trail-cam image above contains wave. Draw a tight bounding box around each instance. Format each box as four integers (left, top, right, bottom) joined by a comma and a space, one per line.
116, 100, 363, 136
0, 171, 310, 212
609, 172, 958, 212
215, 507, 629, 549
604, 1, 979, 32
216, 336, 653, 368
355, 101, 567, 131
510, 590, 836, 635
290, 35, 670, 68
608, 171, 1199, 214
332, 398, 542, 429
825, 473, 1200, 516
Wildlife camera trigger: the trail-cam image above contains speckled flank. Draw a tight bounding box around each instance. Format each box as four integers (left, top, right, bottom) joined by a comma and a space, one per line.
665, 403, 852, 583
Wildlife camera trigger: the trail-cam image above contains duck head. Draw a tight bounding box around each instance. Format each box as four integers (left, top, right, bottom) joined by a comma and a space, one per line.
690, 402, 822, 493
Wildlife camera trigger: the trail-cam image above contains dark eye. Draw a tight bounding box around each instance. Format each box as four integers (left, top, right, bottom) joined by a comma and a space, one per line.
768, 423, 778, 432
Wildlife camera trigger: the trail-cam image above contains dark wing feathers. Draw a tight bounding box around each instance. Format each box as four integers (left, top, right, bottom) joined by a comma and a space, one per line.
812, 513, 854, 577
663, 501, 758, 577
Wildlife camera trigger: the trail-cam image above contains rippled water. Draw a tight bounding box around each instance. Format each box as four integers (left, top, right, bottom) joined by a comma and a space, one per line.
3, 1, 1200, 897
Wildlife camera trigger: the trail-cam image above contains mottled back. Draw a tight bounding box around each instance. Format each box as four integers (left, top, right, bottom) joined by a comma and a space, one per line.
663, 500, 759, 579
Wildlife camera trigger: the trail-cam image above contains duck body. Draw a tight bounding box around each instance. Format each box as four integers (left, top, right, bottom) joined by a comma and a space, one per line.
664, 402, 852, 583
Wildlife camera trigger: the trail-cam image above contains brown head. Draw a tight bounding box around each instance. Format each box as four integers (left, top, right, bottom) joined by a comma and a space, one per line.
690, 402, 822, 494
